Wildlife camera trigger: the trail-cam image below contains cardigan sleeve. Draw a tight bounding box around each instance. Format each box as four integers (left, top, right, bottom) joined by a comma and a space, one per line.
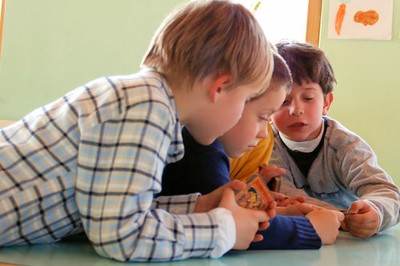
249, 215, 321, 250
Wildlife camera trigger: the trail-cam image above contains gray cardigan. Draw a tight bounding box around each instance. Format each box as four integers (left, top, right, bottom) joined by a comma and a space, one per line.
270, 116, 400, 232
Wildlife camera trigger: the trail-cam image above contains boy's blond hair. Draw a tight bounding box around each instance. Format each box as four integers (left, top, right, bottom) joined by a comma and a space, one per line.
142, 0, 273, 91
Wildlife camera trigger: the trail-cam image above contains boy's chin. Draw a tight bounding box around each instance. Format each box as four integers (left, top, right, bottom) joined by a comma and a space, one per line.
186, 127, 218, 145
192, 134, 217, 146
227, 151, 244, 159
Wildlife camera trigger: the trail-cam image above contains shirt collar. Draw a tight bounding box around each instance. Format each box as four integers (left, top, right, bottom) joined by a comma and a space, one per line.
279, 120, 325, 153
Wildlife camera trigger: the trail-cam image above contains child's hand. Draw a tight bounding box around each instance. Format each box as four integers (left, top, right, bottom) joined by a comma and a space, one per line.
341, 200, 380, 238
194, 180, 246, 213
258, 163, 286, 184
276, 203, 321, 216
218, 186, 271, 250
272, 191, 305, 207
265, 200, 277, 221
306, 209, 344, 244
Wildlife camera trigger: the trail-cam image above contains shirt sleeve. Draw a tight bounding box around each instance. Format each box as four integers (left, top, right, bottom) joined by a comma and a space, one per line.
280, 178, 339, 210
153, 193, 199, 214
249, 215, 321, 250
75, 100, 232, 262
335, 132, 400, 232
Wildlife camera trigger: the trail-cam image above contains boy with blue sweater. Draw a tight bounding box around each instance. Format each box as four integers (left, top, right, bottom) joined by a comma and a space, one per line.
161, 53, 344, 248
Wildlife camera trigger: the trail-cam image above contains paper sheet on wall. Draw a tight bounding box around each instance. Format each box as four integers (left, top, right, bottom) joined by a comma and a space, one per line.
328, 0, 393, 40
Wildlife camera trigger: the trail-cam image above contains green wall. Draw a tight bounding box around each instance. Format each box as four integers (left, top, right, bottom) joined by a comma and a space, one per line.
319, 1, 400, 185
0, 0, 184, 118
1, 0, 399, 185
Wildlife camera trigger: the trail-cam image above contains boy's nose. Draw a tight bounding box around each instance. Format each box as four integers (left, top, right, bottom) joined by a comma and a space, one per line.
289, 103, 304, 116
257, 123, 268, 139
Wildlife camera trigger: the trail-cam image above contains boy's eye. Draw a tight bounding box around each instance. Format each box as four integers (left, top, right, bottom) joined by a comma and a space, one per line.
259, 114, 270, 121
302, 93, 315, 101
245, 96, 255, 104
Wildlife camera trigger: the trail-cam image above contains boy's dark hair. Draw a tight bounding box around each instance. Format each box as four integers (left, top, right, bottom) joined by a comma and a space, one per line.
248, 52, 292, 103
276, 40, 336, 95
270, 52, 292, 92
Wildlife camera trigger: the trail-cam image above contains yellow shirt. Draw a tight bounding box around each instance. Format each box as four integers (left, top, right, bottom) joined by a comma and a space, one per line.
229, 124, 274, 181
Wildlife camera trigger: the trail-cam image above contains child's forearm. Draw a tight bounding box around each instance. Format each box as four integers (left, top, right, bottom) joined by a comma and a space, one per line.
280, 178, 339, 210
249, 215, 322, 250
153, 193, 200, 214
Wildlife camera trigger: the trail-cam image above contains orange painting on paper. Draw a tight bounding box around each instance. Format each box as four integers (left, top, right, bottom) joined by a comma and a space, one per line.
354, 10, 379, 26
335, 3, 347, 35
329, 0, 392, 40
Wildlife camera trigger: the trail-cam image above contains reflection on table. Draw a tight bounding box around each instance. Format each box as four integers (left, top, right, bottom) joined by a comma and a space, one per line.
0, 224, 399, 266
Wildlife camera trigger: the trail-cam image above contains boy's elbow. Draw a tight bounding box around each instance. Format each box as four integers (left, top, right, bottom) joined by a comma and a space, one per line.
85, 219, 146, 261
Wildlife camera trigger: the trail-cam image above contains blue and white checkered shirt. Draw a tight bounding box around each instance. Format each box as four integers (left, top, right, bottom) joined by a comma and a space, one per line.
0, 69, 234, 261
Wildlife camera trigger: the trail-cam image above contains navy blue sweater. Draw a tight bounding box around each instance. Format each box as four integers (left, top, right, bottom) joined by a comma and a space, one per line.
160, 127, 321, 249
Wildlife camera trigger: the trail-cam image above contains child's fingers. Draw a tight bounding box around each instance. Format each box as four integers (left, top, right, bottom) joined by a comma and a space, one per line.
271, 191, 287, 201
196, 181, 243, 212
295, 196, 306, 203
252, 233, 264, 243
265, 201, 276, 219
226, 180, 246, 192
345, 211, 375, 224
294, 203, 316, 215
335, 211, 345, 222
218, 185, 241, 211
253, 209, 270, 224
347, 200, 370, 214
343, 209, 379, 238
346, 223, 377, 238
267, 200, 277, 209
340, 221, 348, 231
258, 221, 270, 231
258, 164, 286, 182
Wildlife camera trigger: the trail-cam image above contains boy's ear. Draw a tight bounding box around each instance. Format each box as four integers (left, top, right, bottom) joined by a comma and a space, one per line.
322, 92, 334, 115
209, 74, 231, 103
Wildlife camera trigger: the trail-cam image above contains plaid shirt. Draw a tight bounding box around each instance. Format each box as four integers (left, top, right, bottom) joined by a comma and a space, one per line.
0, 69, 233, 261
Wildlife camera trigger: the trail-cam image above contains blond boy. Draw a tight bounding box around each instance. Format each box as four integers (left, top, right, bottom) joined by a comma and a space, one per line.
0, 1, 274, 261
